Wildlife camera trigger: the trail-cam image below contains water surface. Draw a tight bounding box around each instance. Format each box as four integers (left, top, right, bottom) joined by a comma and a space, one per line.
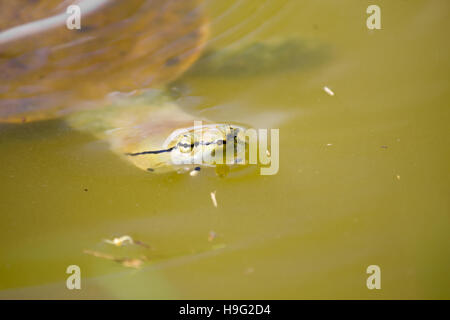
0, 0, 449, 299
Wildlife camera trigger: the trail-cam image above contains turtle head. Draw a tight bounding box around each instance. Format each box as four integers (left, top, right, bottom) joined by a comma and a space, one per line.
125, 123, 249, 175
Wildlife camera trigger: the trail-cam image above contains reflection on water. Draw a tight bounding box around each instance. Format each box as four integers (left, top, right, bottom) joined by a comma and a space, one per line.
0, 0, 449, 299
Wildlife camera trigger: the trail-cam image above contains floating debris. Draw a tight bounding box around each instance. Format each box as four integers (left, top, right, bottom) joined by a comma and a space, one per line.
210, 190, 218, 208
323, 86, 335, 96
381, 145, 388, 149
208, 231, 217, 242
83, 250, 147, 269
103, 235, 150, 248
189, 170, 199, 177
120, 258, 145, 269
190, 167, 201, 177
396, 174, 401, 180
134, 240, 151, 249
103, 235, 134, 247
326, 143, 333, 147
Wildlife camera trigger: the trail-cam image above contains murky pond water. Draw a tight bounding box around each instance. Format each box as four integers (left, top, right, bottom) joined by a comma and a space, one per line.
0, 0, 449, 299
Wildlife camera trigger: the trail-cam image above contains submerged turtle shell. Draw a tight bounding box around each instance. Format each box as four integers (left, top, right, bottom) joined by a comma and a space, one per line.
0, 0, 208, 123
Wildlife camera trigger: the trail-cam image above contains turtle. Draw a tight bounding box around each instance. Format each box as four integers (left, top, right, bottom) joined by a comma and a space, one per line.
0, 0, 324, 175
0, 0, 251, 175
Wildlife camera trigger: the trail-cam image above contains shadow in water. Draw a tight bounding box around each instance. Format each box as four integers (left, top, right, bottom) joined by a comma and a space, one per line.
183, 37, 330, 78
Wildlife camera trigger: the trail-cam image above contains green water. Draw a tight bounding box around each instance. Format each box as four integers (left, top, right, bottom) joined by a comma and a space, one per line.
0, 0, 449, 299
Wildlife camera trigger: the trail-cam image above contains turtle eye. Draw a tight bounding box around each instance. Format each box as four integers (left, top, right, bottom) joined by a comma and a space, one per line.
177, 135, 193, 153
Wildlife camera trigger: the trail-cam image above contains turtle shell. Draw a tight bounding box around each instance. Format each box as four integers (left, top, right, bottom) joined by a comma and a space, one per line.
0, 0, 208, 123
